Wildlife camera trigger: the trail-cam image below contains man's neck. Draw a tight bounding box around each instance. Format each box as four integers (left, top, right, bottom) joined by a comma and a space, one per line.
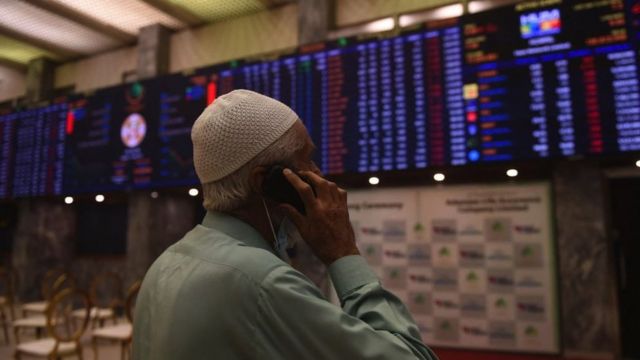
225, 201, 277, 251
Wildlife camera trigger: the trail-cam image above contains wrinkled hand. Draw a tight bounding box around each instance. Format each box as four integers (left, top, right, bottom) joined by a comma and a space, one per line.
279, 168, 359, 265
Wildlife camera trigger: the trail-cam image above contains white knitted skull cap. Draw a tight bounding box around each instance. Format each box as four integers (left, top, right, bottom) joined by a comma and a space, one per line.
191, 89, 299, 183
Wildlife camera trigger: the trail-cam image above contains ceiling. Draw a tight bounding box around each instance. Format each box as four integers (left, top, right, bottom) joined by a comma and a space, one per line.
0, 0, 295, 70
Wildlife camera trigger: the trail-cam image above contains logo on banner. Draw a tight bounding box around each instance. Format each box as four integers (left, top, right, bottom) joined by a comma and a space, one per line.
494, 297, 509, 309
524, 325, 539, 337
121, 113, 147, 148
466, 271, 480, 283
459, 226, 482, 236
433, 225, 456, 236
365, 245, 377, 256
517, 301, 544, 314
489, 275, 514, 287
438, 246, 452, 257
361, 227, 381, 236
462, 326, 488, 337
490, 326, 516, 341
487, 250, 512, 261
408, 247, 430, 262
461, 299, 485, 313
434, 299, 459, 310
460, 249, 484, 260
409, 273, 432, 285
383, 249, 406, 259
515, 225, 541, 234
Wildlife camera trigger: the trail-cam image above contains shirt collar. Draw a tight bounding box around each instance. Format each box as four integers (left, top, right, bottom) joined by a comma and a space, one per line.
201, 211, 275, 254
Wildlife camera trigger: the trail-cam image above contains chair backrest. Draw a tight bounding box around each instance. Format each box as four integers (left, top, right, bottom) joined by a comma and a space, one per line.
41, 268, 67, 300
46, 288, 91, 343
125, 280, 142, 323
89, 272, 123, 309
49, 274, 76, 300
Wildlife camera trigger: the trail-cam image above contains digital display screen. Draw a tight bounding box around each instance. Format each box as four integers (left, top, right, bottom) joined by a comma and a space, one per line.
0, 112, 16, 198
462, 0, 640, 162
64, 81, 158, 193
9, 104, 66, 198
1, 0, 640, 198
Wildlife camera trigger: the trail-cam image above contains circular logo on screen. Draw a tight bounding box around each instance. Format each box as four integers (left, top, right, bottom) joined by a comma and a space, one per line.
121, 113, 147, 148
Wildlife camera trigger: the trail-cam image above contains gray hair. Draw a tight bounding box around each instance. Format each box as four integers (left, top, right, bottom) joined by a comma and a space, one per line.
201, 125, 305, 212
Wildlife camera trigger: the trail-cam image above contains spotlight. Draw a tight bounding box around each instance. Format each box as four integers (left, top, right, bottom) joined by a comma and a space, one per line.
64, 196, 74, 205
95, 194, 105, 203
189, 188, 199, 197
368, 176, 380, 185
636, 160, 640, 168
150, 191, 159, 199
434, 173, 445, 182
506, 169, 519, 178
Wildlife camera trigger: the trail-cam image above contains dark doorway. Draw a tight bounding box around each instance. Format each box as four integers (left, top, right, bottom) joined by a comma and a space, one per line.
610, 177, 640, 359
76, 200, 128, 255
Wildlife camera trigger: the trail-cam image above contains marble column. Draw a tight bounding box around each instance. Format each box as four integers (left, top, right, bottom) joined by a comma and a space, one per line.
12, 199, 75, 301
136, 24, 171, 80
553, 160, 619, 358
25, 57, 55, 104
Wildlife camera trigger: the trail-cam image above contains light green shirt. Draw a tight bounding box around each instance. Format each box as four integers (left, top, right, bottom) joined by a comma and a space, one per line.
133, 211, 438, 360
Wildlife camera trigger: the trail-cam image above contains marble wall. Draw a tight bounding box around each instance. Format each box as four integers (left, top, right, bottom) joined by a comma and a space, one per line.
553, 161, 619, 358
9, 193, 197, 302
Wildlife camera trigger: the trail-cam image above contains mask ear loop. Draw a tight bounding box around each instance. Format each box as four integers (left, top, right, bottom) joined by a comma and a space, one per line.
261, 197, 278, 249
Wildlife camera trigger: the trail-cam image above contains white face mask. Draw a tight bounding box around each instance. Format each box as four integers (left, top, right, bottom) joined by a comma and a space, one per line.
262, 198, 303, 260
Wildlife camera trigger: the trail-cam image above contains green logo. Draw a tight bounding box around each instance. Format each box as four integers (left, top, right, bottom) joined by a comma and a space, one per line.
130, 82, 143, 98
366, 245, 376, 255
439, 247, 451, 257
495, 298, 508, 308
390, 269, 400, 278
414, 222, 425, 233
525, 326, 538, 336
492, 222, 504, 231
522, 246, 534, 257
466, 271, 479, 282
414, 294, 426, 303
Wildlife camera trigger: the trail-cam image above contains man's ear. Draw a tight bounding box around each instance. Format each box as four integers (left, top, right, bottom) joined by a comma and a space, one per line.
249, 166, 269, 195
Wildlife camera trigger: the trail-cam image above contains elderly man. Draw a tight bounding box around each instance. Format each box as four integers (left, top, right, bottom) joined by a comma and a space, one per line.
133, 90, 438, 359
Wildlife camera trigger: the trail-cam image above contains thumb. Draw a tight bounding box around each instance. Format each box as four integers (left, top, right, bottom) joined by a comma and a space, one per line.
278, 203, 306, 229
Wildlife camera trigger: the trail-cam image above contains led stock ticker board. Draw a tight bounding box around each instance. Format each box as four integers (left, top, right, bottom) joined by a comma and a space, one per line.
1, 0, 640, 198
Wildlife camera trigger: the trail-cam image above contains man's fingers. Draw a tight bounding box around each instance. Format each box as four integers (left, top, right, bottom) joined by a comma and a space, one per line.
299, 170, 337, 200
283, 168, 316, 208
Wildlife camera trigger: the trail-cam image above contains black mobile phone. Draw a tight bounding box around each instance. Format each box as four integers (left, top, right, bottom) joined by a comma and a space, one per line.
262, 165, 313, 215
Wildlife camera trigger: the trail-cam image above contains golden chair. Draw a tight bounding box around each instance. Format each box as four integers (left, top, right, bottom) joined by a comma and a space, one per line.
91, 280, 141, 360
21, 268, 67, 317
14, 273, 75, 343
0, 267, 18, 343
14, 287, 91, 360
73, 272, 123, 329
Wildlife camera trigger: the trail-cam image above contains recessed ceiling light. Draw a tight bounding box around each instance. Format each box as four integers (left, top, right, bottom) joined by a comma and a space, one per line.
150, 191, 159, 199
368, 176, 380, 185
636, 160, 640, 168
507, 169, 519, 178
95, 194, 105, 203
189, 188, 199, 197
64, 196, 73, 204
434, 173, 445, 182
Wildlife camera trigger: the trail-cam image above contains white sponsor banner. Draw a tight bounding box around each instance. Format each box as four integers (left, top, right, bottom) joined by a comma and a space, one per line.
346, 182, 558, 353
